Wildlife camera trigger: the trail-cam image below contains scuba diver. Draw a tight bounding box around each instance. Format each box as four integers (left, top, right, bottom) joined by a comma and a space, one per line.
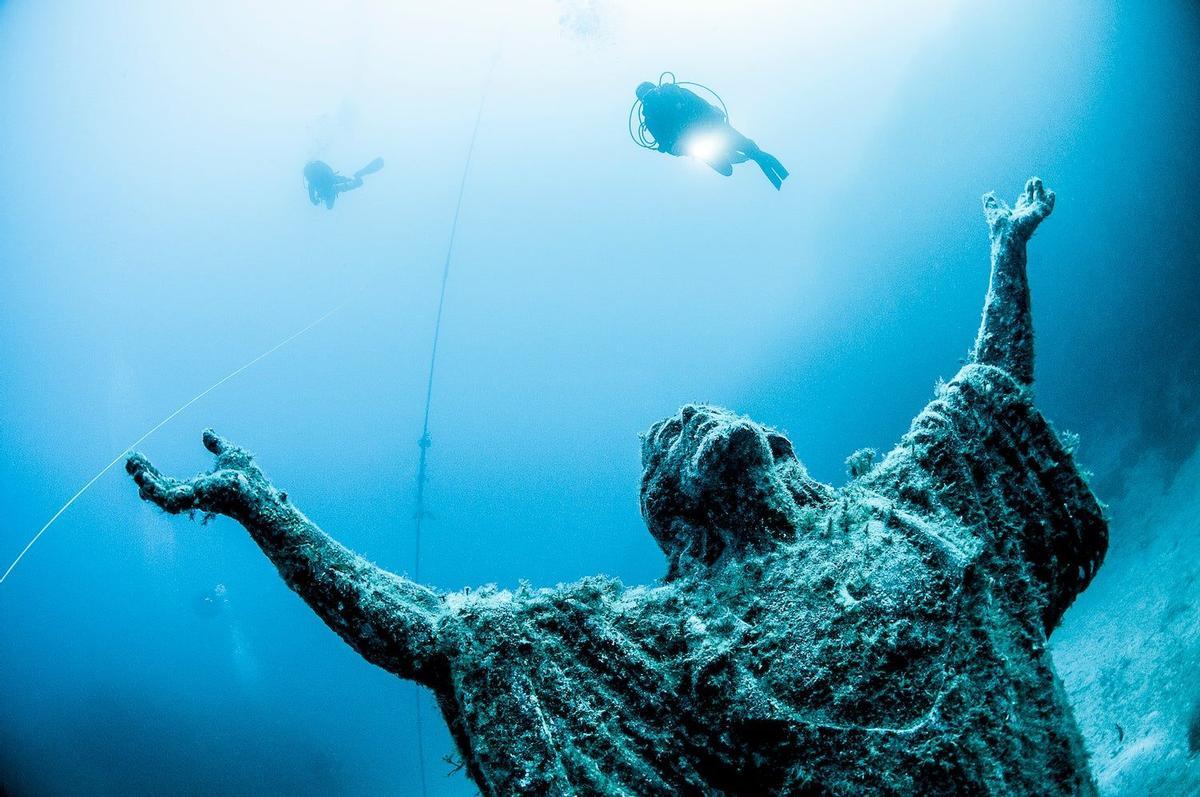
633, 76, 789, 190
303, 157, 385, 209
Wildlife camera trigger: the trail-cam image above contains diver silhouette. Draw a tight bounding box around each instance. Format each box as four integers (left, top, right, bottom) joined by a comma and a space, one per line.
634, 78, 789, 189
303, 157, 385, 209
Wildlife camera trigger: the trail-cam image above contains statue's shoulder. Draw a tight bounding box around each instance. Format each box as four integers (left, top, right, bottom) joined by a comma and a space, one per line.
941, 362, 1034, 417
848, 362, 1048, 526
852, 361, 1106, 632
893, 363, 1033, 450
442, 574, 679, 633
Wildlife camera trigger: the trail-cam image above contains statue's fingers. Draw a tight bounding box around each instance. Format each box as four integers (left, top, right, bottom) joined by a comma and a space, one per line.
1040, 189, 1056, 217
126, 454, 198, 513
982, 192, 1011, 232
202, 429, 256, 472
1019, 177, 1054, 218
203, 429, 230, 455
125, 452, 158, 486
126, 454, 184, 502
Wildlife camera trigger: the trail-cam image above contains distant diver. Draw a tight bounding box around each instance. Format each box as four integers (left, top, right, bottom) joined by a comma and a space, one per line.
631, 74, 789, 190
303, 157, 385, 209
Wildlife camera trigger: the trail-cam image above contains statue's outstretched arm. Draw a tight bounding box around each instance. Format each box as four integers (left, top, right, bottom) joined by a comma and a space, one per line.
970, 177, 1056, 384
126, 431, 447, 688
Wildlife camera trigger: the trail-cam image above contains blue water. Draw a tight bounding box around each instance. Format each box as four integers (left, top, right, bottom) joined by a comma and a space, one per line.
1, 2, 1197, 794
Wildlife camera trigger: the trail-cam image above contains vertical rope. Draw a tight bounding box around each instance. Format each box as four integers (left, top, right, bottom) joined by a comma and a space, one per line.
411, 53, 498, 797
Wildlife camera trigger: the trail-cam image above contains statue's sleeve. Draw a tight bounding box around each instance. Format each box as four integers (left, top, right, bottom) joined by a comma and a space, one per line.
861, 363, 1107, 633
436, 579, 714, 794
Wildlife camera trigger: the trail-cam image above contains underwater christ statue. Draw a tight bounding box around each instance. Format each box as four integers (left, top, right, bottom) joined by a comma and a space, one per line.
127, 178, 1107, 795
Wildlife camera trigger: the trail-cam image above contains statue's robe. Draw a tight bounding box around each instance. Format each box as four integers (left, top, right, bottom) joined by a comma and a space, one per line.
432, 364, 1108, 795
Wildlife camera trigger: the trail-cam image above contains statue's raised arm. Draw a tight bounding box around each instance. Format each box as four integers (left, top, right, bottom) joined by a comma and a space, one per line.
126, 431, 448, 688
862, 178, 1104, 634
971, 176, 1055, 383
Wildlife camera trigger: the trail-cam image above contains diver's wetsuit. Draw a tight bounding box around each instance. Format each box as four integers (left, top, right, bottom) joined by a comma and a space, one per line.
303, 160, 366, 209
639, 83, 789, 190
641, 84, 727, 155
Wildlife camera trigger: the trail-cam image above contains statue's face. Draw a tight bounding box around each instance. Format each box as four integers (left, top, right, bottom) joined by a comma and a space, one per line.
640, 405, 825, 568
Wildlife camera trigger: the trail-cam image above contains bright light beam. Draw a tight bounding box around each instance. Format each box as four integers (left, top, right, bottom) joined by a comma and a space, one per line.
686, 132, 726, 163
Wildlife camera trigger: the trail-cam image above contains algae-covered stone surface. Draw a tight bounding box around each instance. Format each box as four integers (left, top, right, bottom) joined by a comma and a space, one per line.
128, 179, 1107, 795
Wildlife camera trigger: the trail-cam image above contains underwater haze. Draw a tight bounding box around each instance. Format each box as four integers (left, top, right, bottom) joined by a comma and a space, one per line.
2, 1, 1198, 794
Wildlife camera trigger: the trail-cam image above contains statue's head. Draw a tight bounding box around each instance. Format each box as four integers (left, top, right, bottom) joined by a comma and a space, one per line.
639, 405, 833, 574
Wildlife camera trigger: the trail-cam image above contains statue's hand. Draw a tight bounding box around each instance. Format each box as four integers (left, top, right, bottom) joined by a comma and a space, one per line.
983, 177, 1055, 243
126, 430, 272, 518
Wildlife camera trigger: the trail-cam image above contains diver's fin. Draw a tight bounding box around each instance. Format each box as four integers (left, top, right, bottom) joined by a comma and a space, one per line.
354, 157, 385, 179
765, 165, 784, 190
763, 153, 789, 182
750, 152, 785, 190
